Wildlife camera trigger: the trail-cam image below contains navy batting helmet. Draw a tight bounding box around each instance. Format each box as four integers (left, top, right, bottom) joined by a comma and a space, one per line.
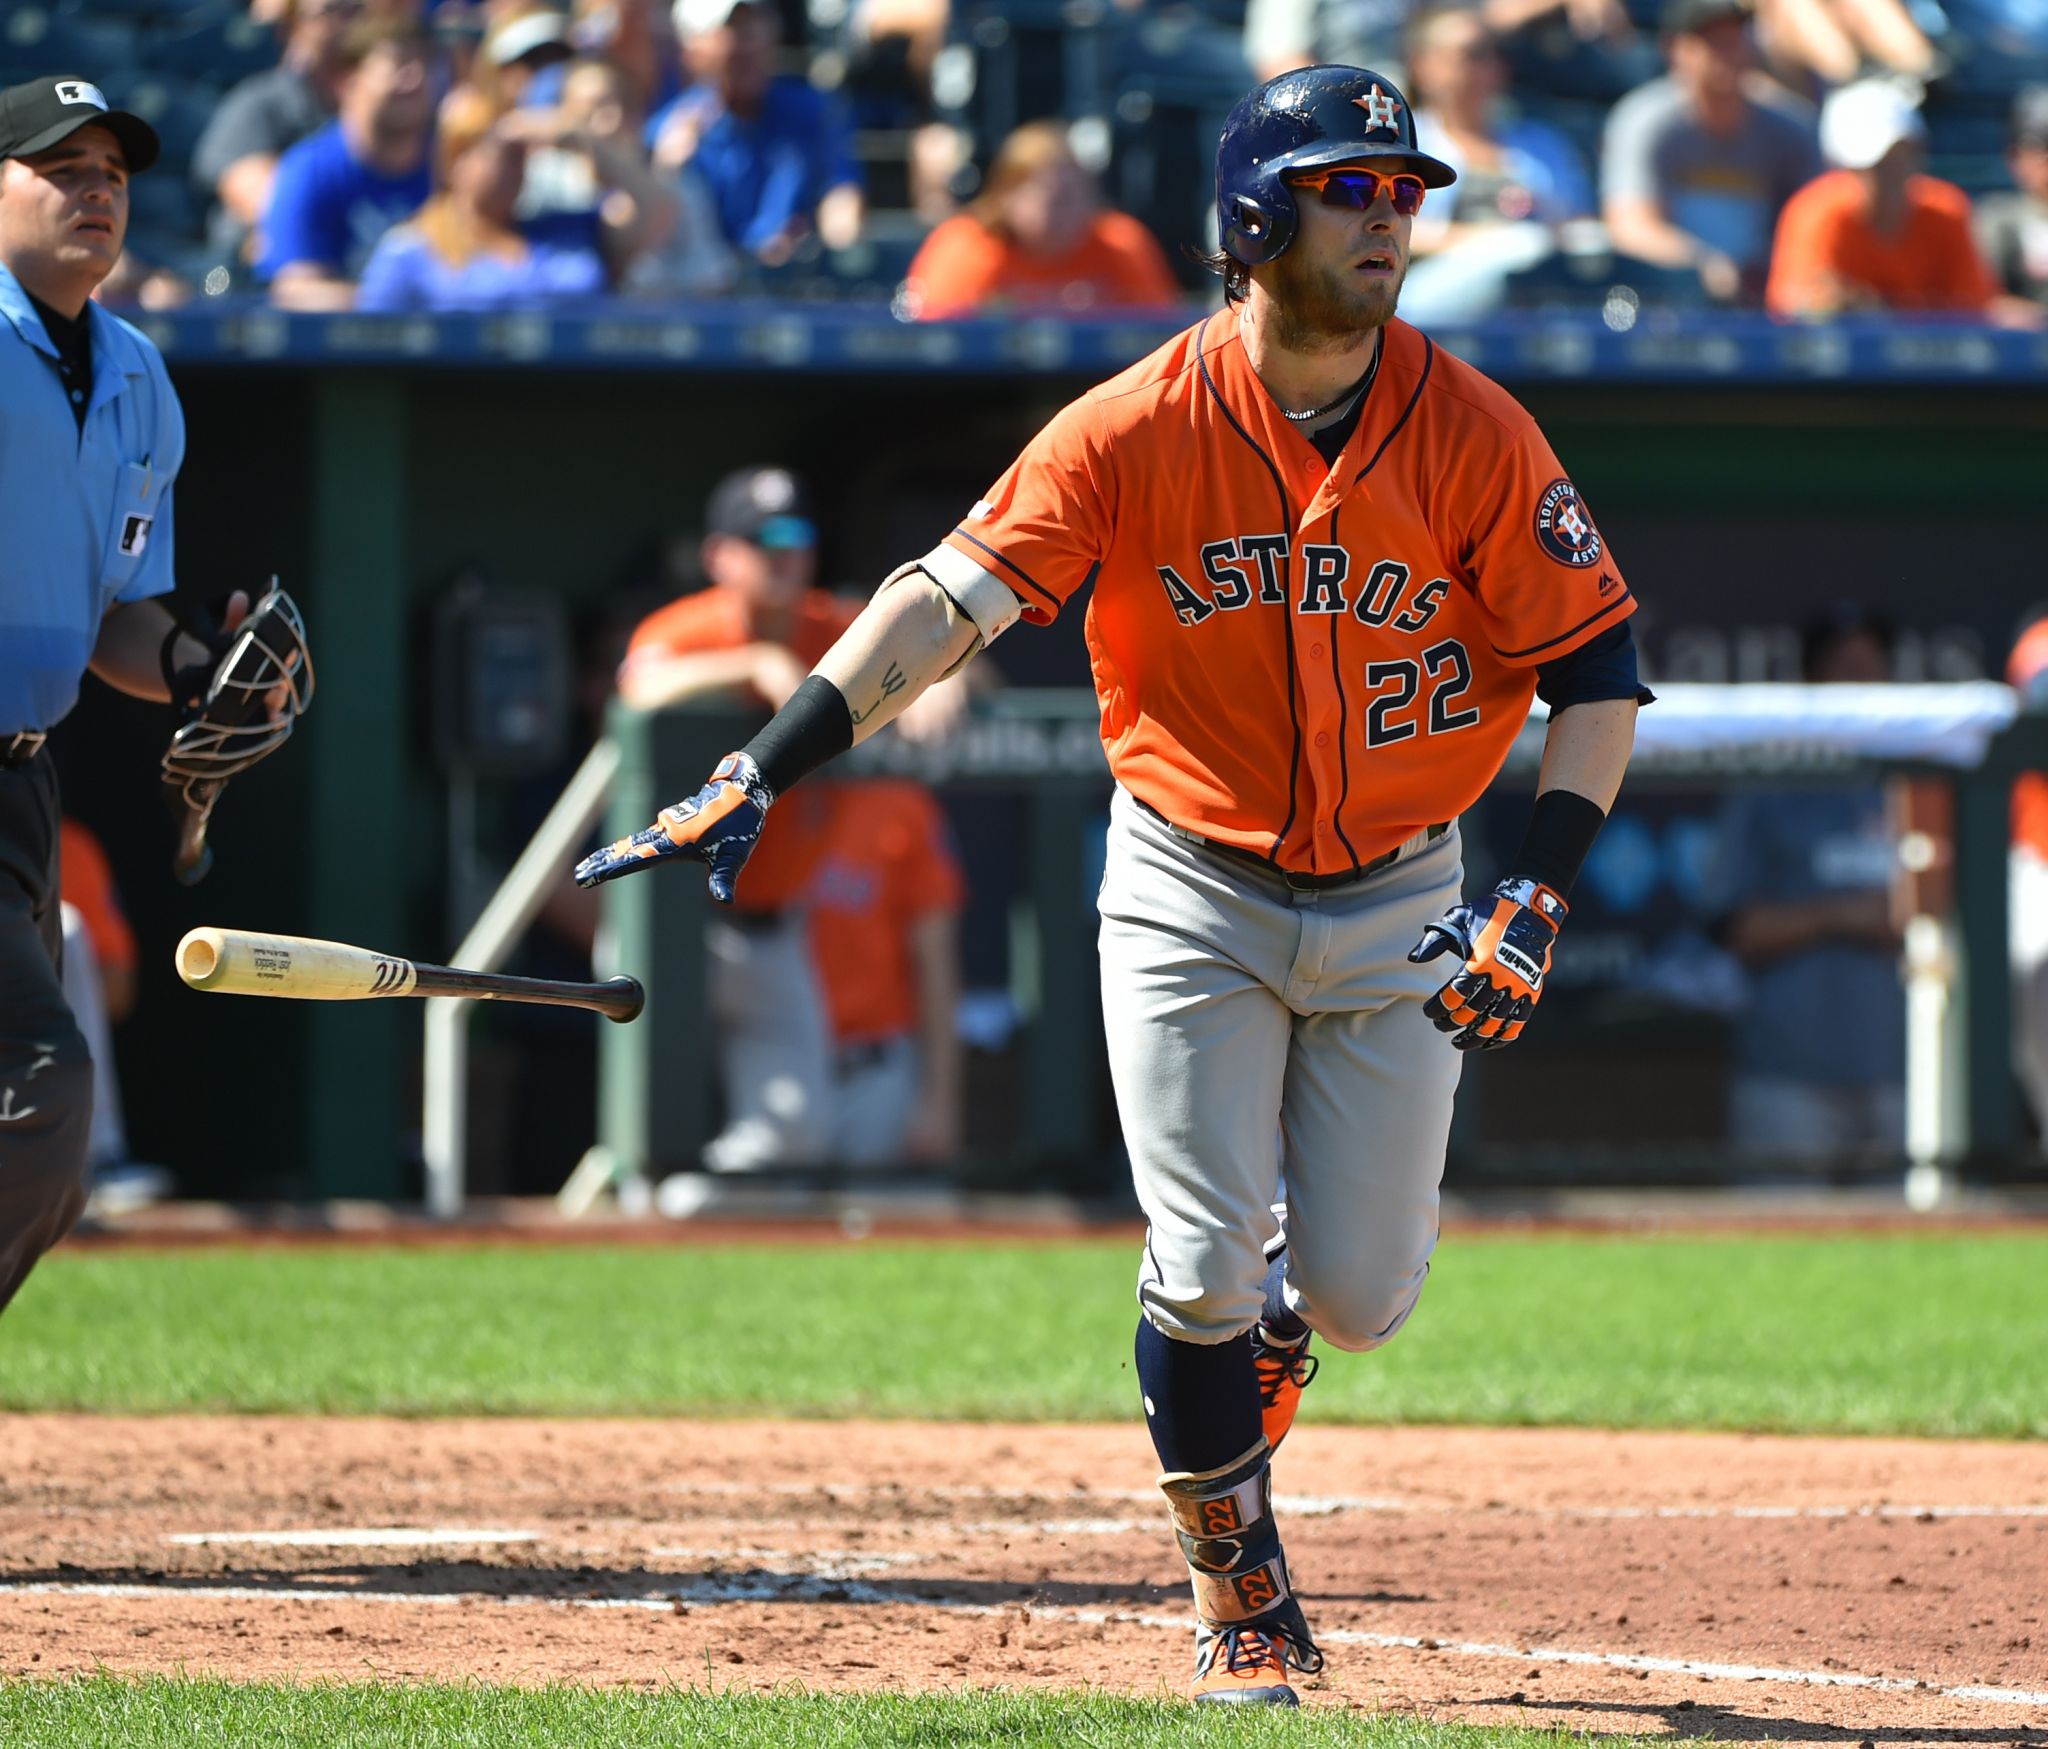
1216, 66, 1456, 267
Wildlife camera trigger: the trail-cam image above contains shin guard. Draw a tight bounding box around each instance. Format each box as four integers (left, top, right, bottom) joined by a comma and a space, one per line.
1158, 1438, 1321, 1672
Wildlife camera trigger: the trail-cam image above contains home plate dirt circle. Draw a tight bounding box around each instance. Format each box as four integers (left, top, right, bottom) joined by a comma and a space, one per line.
2, 1416, 2043, 1745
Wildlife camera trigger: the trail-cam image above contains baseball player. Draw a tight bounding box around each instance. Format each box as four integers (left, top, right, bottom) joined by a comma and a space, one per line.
803, 779, 966, 1166
578, 65, 1645, 1704
1, 74, 310, 1314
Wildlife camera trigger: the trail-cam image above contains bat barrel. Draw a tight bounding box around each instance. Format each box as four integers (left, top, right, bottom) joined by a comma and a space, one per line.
176, 931, 223, 985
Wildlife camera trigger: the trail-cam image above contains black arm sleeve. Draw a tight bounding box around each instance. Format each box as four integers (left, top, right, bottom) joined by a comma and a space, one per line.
740, 675, 854, 797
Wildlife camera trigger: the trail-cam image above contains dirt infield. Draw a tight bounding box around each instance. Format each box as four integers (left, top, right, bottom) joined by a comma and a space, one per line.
1, 1417, 2042, 1743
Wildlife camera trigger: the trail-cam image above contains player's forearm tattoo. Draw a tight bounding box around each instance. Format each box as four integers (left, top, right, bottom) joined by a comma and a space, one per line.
849, 661, 908, 726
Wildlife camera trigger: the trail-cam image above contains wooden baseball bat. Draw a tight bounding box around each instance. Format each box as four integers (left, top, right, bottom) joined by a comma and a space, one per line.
175, 928, 644, 1023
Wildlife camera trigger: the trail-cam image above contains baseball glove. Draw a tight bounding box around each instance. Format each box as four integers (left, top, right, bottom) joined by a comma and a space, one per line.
573, 751, 773, 902
1407, 877, 1568, 1050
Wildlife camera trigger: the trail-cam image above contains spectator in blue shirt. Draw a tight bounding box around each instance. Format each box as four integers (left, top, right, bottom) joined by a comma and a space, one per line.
192, 0, 361, 268
356, 85, 609, 308
648, 0, 864, 264
1401, 6, 1596, 321
258, 18, 439, 307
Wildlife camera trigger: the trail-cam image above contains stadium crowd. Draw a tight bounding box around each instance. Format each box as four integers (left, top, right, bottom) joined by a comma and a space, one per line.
3, 0, 2041, 322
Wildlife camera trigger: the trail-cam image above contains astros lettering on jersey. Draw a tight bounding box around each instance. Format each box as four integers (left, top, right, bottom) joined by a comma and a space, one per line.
926, 312, 1634, 876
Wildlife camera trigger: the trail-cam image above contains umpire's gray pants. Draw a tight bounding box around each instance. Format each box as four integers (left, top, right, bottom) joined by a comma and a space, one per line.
1099, 787, 1463, 1353
0, 756, 94, 1316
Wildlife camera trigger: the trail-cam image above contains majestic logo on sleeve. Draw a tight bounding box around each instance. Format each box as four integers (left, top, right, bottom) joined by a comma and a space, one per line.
1533, 479, 1602, 569
1354, 84, 1403, 131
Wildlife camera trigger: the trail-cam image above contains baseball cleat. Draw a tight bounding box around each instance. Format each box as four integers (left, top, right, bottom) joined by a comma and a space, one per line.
1191, 1623, 1298, 1704
1190, 1603, 1324, 1705
1251, 1325, 1318, 1453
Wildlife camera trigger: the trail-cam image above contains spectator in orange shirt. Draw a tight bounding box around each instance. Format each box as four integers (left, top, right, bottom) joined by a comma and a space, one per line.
805, 780, 966, 1166
1767, 79, 2039, 324
904, 121, 1184, 320
621, 466, 855, 1176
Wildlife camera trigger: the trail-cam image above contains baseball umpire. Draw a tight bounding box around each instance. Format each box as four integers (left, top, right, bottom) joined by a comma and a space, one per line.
577, 66, 1647, 1704
1, 75, 310, 1314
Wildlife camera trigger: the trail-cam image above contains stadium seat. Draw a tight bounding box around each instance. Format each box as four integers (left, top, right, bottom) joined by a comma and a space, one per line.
99, 72, 217, 170
1106, 23, 1246, 283
148, 9, 279, 82
1500, 245, 1709, 312
124, 164, 203, 240
0, 7, 141, 84
941, 0, 1123, 159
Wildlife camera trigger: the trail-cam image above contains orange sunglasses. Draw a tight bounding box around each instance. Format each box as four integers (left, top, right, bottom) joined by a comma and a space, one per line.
1286, 166, 1428, 217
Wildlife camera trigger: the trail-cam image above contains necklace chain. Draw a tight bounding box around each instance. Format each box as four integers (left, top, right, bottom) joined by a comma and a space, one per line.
1279, 353, 1380, 424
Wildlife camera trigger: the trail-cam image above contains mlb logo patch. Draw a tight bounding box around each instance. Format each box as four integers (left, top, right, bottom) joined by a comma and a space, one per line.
119, 513, 152, 557
54, 81, 109, 110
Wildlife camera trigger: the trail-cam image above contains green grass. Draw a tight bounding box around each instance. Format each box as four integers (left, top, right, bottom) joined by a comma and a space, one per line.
0, 1675, 1670, 1749
4, 1233, 2044, 1437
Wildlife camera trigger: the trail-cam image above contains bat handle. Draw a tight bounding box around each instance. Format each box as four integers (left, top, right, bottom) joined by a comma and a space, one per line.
169, 780, 223, 885
601, 976, 647, 1024
173, 840, 214, 886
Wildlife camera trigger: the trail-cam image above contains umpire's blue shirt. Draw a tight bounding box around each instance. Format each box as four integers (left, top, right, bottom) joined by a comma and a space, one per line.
0, 261, 182, 735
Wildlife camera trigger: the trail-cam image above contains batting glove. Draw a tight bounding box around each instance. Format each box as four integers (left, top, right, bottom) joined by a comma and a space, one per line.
1407, 877, 1568, 1050
573, 752, 773, 902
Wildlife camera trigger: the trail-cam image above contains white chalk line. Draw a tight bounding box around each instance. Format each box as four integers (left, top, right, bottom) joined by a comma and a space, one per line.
645, 1547, 930, 1577
167, 1529, 541, 1549
658, 1482, 2048, 1524
5, 1576, 2045, 1710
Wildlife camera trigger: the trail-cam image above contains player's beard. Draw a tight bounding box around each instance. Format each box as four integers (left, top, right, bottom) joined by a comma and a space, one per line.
1267, 244, 1405, 351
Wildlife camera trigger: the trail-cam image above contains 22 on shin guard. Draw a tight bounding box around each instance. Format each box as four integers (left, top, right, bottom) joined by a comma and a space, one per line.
1158, 1439, 1323, 1671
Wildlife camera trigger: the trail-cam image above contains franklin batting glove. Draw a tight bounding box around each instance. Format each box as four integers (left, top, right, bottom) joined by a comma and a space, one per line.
573, 752, 774, 902
1407, 877, 1567, 1050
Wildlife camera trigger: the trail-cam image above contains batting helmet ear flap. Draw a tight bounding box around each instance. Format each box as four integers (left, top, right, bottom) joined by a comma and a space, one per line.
1223, 191, 1295, 266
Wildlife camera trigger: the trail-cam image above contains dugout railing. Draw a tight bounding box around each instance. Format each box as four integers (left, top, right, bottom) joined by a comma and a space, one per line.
417, 683, 2043, 1215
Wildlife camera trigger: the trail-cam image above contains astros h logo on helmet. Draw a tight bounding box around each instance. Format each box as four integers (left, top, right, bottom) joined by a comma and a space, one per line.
1354, 84, 1402, 131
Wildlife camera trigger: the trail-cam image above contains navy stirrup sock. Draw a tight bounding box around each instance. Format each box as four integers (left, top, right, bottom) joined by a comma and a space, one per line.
1135, 1316, 1263, 1474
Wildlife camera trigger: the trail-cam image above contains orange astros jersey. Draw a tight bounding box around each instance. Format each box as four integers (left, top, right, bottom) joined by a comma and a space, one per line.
2010, 619, 2048, 862
936, 313, 1636, 876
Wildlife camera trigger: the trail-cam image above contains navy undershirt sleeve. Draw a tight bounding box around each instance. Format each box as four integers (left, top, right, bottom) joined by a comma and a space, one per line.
1535, 621, 1654, 713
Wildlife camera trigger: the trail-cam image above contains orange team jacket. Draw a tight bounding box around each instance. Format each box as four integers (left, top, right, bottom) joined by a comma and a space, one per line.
805, 781, 966, 1048
58, 819, 137, 976
906, 211, 1185, 320
2011, 620, 2048, 861
930, 313, 1636, 876
624, 586, 862, 912
1766, 171, 1998, 317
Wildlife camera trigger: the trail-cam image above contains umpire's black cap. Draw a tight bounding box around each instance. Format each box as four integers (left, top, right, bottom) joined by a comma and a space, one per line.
0, 75, 160, 174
